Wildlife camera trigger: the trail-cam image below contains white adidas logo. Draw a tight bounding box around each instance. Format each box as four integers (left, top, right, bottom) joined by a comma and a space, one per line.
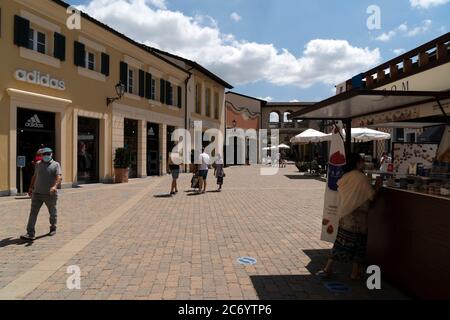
25, 114, 44, 129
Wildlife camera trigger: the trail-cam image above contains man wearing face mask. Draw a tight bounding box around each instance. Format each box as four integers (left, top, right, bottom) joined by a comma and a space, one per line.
21, 147, 62, 241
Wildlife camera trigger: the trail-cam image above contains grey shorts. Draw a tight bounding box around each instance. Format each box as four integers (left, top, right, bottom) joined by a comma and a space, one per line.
171, 170, 180, 180
198, 170, 208, 179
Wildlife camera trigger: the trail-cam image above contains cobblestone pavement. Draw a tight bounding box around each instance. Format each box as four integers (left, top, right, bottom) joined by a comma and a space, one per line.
0, 165, 407, 300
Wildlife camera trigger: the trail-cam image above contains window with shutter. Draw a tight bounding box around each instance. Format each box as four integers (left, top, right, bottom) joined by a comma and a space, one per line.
145, 73, 152, 99
53, 32, 66, 61
14, 15, 30, 47
86, 51, 96, 71
74, 41, 86, 67
160, 79, 166, 104
120, 61, 128, 92
151, 78, 156, 100
205, 88, 211, 117
166, 81, 173, 106
128, 69, 134, 94
101, 53, 110, 76
28, 28, 47, 54
139, 70, 145, 97
177, 86, 182, 108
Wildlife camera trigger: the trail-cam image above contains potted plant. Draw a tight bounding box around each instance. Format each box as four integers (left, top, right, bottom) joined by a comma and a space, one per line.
114, 147, 131, 183
295, 161, 310, 173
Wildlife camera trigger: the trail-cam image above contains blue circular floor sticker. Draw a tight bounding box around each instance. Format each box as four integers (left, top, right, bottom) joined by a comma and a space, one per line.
237, 257, 257, 265
324, 282, 351, 293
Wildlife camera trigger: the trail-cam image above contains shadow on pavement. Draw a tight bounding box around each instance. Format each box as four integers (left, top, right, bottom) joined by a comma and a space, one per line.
0, 234, 50, 248
250, 249, 408, 299
153, 194, 173, 198
285, 175, 326, 182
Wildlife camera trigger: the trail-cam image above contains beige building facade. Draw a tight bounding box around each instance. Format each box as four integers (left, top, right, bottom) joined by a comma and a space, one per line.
0, 0, 231, 196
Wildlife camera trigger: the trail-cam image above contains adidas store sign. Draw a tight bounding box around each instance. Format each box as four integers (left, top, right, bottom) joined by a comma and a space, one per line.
15, 69, 66, 91
25, 114, 44, 129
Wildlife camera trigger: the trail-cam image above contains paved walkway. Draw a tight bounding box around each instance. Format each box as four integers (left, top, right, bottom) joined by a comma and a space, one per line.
0, 165, 406, 300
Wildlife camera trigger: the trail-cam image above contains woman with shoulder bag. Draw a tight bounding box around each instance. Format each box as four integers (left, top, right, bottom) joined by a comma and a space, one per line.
214, 154, 225, 191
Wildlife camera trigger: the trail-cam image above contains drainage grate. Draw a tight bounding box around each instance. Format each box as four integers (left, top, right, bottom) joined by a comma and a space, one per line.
237, 257, 257, 266
324, 282, 351, 293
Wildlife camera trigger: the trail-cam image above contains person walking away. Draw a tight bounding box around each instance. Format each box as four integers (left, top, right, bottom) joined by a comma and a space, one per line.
317, 153, 381, 280
198, 148, 210, 194
21, 148, 62, 241
190, 163, 200, 192
214, 154, 225, 191
168, 153, 180, 195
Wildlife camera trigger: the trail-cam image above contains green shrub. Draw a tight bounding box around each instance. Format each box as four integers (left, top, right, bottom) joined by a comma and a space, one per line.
114, 148, 132, 169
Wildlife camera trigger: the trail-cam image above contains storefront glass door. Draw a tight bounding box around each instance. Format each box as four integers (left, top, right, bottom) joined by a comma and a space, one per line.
16, 108, 55, 192
147, 122, 160, 176
124, 118, 138, 178
77, 117, 100, 184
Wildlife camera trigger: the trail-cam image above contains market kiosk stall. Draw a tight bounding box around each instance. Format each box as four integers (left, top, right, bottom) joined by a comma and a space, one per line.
290, 89, 450, 299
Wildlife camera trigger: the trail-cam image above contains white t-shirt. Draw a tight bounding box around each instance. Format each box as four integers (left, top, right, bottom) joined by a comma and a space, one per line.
199, 153, 210, 171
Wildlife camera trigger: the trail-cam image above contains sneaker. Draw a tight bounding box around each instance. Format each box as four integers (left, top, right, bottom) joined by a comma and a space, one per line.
49, 226, 57, 236
20, 233, 36, 241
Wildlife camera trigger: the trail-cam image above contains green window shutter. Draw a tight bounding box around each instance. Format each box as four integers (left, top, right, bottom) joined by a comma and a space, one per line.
14, 15, 30, 47
145, 73, 152, 99
165, 81, 172, 105
53, 32, 66, 61
177, 86, 182, 108
74, 41, 86, 67
101, 53, 110, 76
160, 79, 166, 104
120, 61, 128, 92
139, 70, 145, 97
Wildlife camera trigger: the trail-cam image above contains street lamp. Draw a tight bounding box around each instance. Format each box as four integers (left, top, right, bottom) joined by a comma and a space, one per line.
106, 82, 126, 107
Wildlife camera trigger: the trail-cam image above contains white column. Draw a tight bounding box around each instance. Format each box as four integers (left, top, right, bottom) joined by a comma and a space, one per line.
160, 124, 167, 175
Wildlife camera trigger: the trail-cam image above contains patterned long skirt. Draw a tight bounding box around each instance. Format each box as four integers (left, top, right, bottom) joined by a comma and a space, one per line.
330, 227, 367, 264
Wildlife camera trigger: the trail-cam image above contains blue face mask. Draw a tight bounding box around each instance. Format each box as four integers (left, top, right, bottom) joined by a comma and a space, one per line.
43, 155, 52, 163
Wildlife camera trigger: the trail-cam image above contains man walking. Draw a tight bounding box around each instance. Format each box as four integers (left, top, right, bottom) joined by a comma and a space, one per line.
198, 148, 210, 194
21, 147, 62, 241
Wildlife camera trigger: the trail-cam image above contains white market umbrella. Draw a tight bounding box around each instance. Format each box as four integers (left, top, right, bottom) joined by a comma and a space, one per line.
290, 129, 331, 144
345, 128, 391, 142
262, 144, 290, 151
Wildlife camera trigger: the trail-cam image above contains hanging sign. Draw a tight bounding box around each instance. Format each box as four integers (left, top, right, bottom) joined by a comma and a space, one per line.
321, 125, 346, 243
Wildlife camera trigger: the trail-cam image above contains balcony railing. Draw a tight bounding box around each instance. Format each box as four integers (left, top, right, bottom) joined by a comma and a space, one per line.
342, 32, 450, 91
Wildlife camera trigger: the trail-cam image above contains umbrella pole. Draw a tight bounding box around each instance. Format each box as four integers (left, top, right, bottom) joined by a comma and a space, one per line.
344, 119, 352, 159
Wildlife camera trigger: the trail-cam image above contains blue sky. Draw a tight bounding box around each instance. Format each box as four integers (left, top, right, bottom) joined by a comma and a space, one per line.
71, 0, 449, 102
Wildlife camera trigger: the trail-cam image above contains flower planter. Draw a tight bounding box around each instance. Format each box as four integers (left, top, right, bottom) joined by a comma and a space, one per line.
114, 168, 129, 183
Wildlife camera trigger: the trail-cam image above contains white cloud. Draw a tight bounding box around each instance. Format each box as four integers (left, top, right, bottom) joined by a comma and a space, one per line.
407, 19, 432, 36
230, 12, 242, 22
410, 0, 450, 8
376, 20, 432, 42
79, 0, 381, 88
393, 48, 406, 55
257, 96, 274, 102
289, 99, 300, 102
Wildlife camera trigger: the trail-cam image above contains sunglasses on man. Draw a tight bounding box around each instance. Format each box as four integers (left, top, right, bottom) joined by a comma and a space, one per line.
43, 153, 52, 156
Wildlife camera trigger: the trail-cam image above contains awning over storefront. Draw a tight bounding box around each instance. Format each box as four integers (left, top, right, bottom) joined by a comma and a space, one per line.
290, 89, 450, 121
367, 122, 447, 129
